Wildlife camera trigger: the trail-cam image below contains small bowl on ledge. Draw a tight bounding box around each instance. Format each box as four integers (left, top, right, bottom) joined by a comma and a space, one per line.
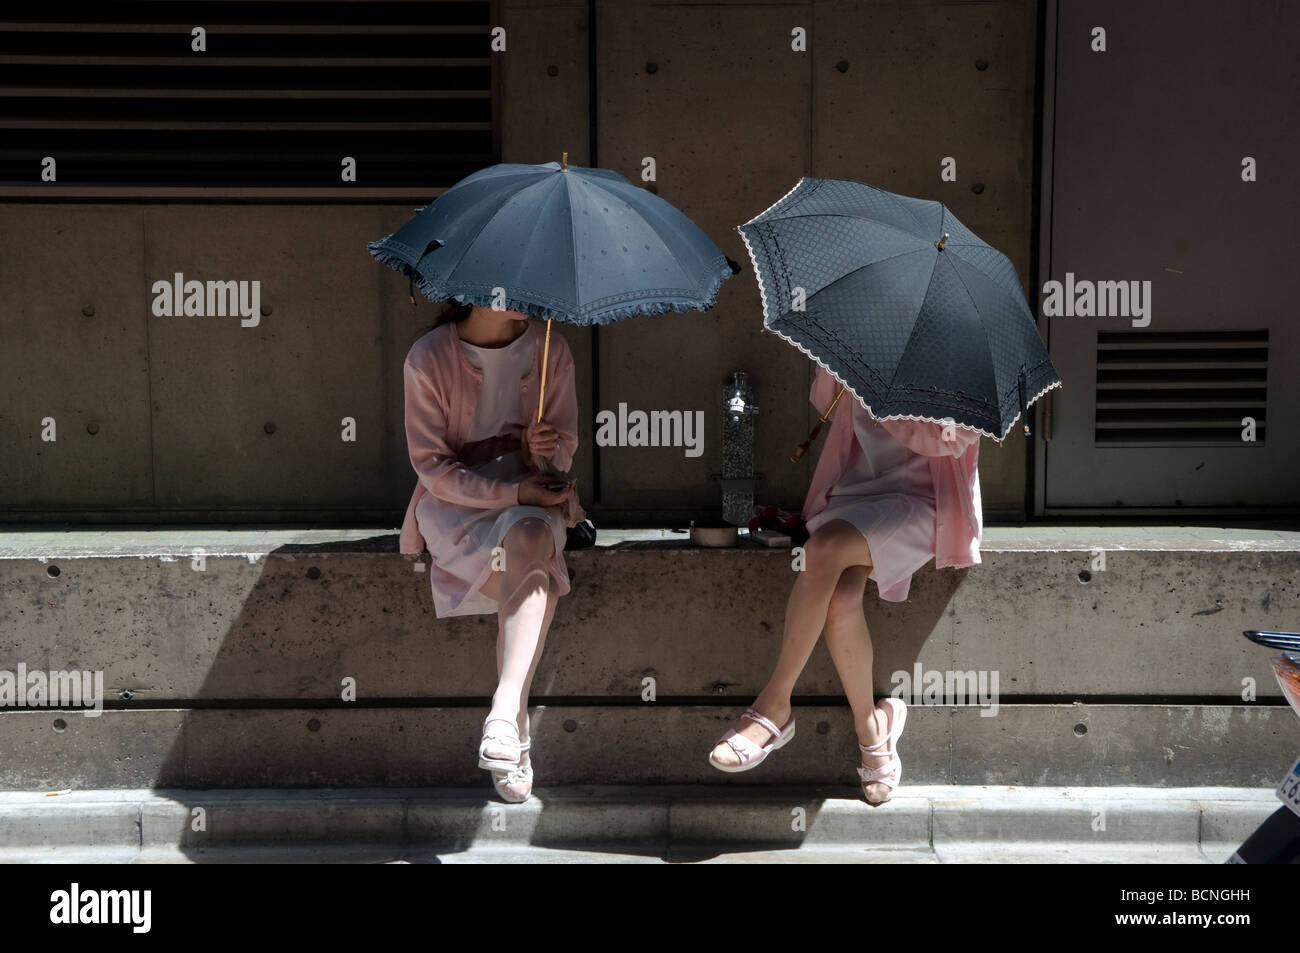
689, 520, 739, 548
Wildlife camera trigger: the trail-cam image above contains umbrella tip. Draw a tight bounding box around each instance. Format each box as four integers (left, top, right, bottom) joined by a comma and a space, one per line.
561, 151, 568, 172
936, 232, 949, 251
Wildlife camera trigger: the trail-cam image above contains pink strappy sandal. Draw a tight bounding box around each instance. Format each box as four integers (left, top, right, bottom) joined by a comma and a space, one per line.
492, 737, 533, 803
858, 697, 907, 805
708, 707, 796, 773
478, 717, 523, 772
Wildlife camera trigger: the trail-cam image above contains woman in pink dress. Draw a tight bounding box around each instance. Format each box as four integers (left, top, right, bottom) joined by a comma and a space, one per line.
399, 301, 579, 803
708, 362, 983, 804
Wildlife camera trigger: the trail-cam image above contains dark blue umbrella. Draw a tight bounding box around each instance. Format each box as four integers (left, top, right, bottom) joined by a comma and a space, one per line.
369, 155, 736, 418
369, 157, 734, 324
738, 177, 1061, 443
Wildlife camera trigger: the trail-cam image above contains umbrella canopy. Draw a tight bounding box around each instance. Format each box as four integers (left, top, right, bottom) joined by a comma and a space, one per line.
368, 158, 735, 325
738, 177, 1061, 441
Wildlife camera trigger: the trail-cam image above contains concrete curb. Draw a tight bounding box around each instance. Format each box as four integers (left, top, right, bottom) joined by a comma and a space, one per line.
0, 785, 1279, 862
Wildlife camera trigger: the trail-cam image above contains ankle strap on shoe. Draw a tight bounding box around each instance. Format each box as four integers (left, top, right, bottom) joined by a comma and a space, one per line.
744, 708, 784, 740
483, 717, 522, 743
857, 757, 899, 786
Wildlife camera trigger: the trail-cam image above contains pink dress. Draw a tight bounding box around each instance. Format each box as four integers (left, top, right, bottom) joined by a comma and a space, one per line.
802, 364, 983, 601
806, 400, 938, 601
399, 320, 578, 618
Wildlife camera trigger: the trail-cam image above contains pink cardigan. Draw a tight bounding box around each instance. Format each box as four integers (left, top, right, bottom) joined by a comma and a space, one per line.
398, 320, 579, 556
802, 365, 983, 569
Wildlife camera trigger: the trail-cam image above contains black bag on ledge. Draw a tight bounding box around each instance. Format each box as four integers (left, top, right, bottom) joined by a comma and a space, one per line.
566, 518, 597, 550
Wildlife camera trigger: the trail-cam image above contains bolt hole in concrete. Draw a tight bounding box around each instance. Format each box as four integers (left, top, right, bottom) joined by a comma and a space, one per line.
1073, 723, 1088, 737
307, 567, 321, 580
1077, 569, 1092, 584
563, 719, 578, 733
307, 719, 321, 732
120, 690, 133, 700
816, 721, 830, 734
52, 719, 66, 733
46, 565, 60, 578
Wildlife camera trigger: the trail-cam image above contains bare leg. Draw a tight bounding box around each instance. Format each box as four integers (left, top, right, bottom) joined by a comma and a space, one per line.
479, 518, 556, 761
503, 588, 558, 744
821, 564, 893, 801
483, 546, 560, 737
710, 519, 872, 766
484, 582, 558, 800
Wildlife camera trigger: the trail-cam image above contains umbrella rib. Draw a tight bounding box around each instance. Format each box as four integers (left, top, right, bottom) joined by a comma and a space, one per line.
436, 175, 557, 284
875, 251, 946, 399
882, 250, 997, 410
637, 224, 705, 295
564, 177, 584, 313
756, 210, 935, 250
942, 254, 1026, 415
941, 250, 994, 333
775, 245, 932, 307
597, 180, 715, 296
886, 190, 937, 239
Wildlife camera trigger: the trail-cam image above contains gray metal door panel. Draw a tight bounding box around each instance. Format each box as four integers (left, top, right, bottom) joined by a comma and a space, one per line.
1044, 0, 1299, 510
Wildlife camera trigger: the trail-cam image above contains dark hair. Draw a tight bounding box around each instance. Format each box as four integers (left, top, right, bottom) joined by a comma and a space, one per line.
411, 300, 473, 345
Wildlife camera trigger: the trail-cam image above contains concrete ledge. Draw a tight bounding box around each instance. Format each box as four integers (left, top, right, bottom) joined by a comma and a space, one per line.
3, 525, 1297, 798
0, 785, 1278, 864
5, 524, 1299, 558
0, 526, 1297, 699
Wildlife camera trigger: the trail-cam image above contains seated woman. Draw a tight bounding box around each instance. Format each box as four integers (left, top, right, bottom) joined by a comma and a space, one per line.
708, 362, 983, 804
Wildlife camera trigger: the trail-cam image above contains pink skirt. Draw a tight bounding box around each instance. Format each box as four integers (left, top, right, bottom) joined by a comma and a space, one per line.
415, 447, 570, 618
805, 492, 937, 602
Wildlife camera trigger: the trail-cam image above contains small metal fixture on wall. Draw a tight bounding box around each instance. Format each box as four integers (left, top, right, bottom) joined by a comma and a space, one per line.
721, 370, 758, 525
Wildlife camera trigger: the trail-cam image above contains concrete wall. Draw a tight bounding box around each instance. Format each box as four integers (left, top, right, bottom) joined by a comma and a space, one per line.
2, 530, 1297, 788
0, 0, 1041, 523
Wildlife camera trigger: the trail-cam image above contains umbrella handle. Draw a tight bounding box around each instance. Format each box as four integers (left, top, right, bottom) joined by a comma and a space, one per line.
791, 420, 826, 462
791, 385, 845, 462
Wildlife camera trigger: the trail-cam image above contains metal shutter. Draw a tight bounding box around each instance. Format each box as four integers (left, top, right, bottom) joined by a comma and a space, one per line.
1095, 329, 1268, 446
0, 0, 497, 200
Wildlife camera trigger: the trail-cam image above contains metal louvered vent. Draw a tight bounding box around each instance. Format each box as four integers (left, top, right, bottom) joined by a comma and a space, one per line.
0, 1, 497, 201
1095, 329, 1268, 446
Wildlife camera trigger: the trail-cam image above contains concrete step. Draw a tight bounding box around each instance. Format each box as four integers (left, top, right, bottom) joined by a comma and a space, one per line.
0, 785, 1277, 864
2, 704, 1297, 788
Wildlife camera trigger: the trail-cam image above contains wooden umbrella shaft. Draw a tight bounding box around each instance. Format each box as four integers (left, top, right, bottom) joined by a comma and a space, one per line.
822, 385, 846, 420
536, 317, 552, 422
